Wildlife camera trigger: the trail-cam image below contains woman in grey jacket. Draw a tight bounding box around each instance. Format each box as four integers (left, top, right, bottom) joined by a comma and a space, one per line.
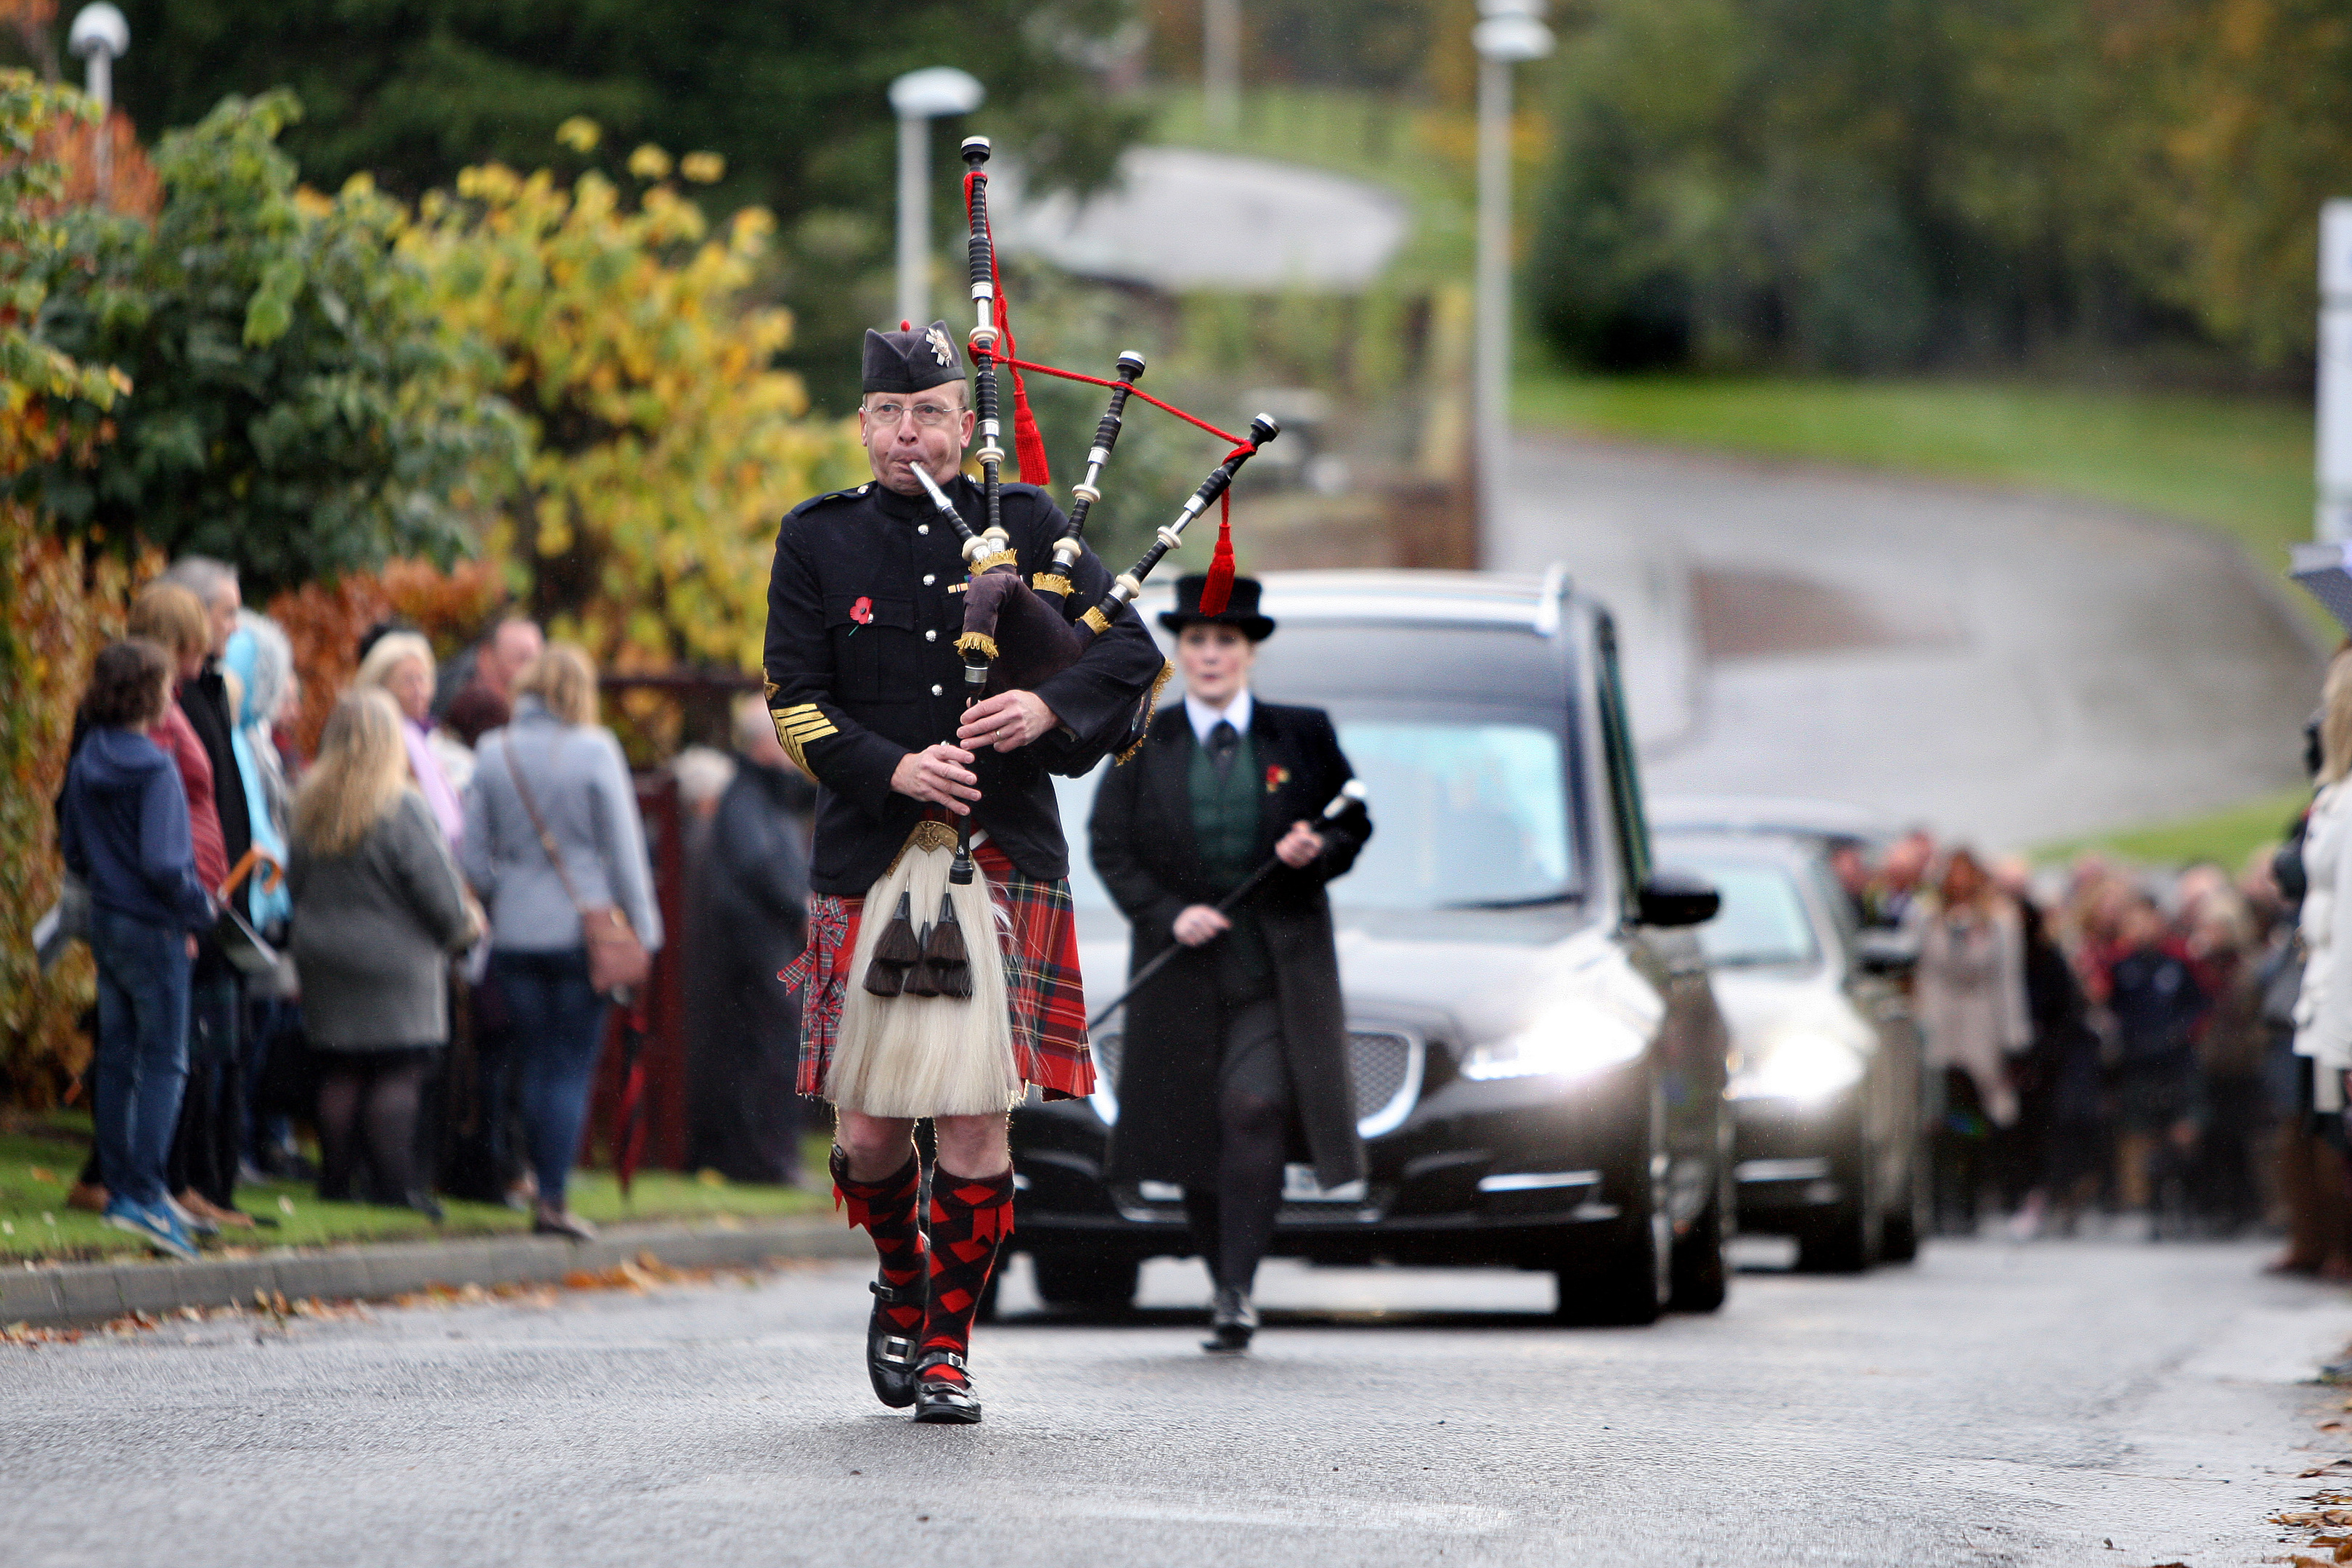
287, 690, 480, 1219
461, 645, 662, 1240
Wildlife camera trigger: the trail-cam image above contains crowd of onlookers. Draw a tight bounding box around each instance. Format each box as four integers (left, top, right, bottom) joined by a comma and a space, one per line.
51, 555, 817, 1261
1834, 662, 2351, 1266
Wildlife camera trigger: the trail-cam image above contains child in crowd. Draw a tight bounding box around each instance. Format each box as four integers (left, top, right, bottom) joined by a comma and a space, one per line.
2106, 894, 2209, 1233
58, 640, 216, 1259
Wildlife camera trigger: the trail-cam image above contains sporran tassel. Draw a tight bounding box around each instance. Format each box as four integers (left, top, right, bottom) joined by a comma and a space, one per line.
920, 892, 973, 999
862, 891, 921, 997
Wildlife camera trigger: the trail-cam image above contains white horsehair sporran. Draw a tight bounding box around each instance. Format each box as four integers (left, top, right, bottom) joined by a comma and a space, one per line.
826, 821, 1022, 1116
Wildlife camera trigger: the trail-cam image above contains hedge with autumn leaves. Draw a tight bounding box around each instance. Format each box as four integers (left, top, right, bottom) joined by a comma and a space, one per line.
1, 80, 857, 1103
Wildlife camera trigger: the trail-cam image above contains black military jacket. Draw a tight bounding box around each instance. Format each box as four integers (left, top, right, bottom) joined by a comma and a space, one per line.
763, 472, 1165, 897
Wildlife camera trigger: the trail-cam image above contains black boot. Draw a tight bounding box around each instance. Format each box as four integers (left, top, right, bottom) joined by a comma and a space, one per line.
1202, 1285, 1257, 1354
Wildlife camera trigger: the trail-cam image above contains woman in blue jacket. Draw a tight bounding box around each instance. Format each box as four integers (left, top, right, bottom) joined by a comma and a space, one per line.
60, 640, 216, 1259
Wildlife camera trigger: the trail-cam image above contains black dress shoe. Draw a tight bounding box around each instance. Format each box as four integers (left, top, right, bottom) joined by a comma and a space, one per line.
911, 1351, 982, 1424
866, 1279, 924, 1409
1201, 1285, 1257, 1354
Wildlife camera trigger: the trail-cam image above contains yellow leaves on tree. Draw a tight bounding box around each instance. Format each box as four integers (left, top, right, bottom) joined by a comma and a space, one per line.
405, 157, 859, 680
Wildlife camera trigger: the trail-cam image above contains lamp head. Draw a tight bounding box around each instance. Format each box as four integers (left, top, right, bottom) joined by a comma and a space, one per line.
889, 66, 985, 120
69, 2, 128, 58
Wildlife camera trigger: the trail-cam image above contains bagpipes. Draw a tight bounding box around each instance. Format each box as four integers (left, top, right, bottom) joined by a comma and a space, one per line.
825, 136, 1281, 1117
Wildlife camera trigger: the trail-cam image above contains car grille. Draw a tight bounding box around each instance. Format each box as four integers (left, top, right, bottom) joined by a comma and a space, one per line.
1089, 1026, 1424, 1138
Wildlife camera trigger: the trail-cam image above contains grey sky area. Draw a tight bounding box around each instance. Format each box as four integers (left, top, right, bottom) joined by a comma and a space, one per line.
1491, 433, 2324, 849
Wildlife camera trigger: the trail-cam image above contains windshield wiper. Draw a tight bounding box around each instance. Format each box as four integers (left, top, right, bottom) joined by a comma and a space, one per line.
1439, 891, 1585, 910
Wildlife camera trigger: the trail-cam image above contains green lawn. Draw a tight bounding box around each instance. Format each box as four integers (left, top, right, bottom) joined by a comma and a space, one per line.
1516, 372, 2317, 581
0, 1116, 830, 1265
2035, 785, 2310, 871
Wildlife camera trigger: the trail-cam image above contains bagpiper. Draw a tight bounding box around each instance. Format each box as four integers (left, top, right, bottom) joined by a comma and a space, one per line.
767, 320, 1162, 1424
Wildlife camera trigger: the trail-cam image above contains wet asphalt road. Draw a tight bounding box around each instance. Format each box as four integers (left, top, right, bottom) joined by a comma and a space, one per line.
6, 1235, 2349, 1568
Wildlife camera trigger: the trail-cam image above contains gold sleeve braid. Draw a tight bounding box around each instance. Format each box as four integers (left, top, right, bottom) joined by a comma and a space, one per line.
769, 701, 836, 774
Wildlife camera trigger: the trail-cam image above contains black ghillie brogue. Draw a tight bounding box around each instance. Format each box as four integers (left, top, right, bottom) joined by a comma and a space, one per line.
910, 1351, 983, 1424
867, 1278, 925, 1408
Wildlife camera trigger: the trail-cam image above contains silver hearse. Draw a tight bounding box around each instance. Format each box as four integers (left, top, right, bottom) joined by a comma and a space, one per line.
1008, 570, 1733, 1324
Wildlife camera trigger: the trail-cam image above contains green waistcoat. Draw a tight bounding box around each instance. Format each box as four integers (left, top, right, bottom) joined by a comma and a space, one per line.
1188, 727, 1273, 995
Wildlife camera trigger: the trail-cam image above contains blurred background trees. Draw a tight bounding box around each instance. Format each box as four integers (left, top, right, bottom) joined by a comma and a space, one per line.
16, 91, 521, 598
1527, 0, 2352, 379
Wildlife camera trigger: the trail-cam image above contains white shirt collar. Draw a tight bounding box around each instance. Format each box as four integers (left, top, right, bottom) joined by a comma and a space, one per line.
1184, 687, 1254, 746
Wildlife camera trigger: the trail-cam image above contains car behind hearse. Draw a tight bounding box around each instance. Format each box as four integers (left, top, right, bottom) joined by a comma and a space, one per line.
1651, 819, 1930, 1272
1006, 569, 1735, 1325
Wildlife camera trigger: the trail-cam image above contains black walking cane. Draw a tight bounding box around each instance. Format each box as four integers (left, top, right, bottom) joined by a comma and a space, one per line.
1087, 780, 1367, 1032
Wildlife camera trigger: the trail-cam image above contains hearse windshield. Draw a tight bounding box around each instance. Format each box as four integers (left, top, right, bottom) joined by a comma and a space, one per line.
1055, 618, 1583, 915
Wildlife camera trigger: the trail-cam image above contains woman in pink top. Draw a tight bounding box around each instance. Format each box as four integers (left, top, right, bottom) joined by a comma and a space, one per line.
354, 632, 464, 849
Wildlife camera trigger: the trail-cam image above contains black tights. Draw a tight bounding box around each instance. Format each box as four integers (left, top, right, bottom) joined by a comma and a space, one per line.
1183, 1085, 1291, 1296
316, 1048, 436, 1204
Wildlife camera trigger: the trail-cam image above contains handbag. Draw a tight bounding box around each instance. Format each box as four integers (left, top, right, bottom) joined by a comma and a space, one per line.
503, 741, 650, 997
213, 847, 285, 977
32, 870, 91, 973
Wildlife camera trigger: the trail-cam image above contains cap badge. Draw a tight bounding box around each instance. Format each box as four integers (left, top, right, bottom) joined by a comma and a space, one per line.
925, 325, 955, 367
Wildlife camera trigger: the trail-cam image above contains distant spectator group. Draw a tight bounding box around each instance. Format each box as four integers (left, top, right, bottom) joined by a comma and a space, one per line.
1831, 743, 2316, 1257
52, 556, 817, 1260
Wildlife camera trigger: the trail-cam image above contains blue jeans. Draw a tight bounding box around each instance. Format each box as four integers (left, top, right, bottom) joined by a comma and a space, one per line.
89, 908, 192, 1209
491, 949, 608, 1207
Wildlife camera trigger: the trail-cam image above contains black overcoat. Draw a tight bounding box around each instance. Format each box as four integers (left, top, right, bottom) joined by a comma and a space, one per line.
1090, 701, 1371, 1189
685, 759, 812, 1183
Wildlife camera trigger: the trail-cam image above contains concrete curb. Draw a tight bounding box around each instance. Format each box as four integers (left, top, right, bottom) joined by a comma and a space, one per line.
0, 1217, 868, 1328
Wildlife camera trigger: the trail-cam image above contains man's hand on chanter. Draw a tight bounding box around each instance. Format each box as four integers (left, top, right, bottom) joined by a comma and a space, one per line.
957, 690, 1059, 754
891, 743, 981, 814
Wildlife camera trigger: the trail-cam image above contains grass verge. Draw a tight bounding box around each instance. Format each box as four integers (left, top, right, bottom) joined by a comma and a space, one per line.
1516, 372, 2316, 586
0, 1115, 830, 1265
2035, 785, 2309, 870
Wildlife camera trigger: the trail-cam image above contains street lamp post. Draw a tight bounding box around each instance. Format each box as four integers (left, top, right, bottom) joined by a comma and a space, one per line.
68, 3, 127, 195
1204, 0, 1241, 135
1471, 0, 1552, 558
889, 68, 987, 330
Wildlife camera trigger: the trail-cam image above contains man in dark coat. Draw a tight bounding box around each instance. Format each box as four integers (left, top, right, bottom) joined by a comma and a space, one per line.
686, 696, 816, 1185
763, 319, 1162, 1424
1090, 575, 1372, 1352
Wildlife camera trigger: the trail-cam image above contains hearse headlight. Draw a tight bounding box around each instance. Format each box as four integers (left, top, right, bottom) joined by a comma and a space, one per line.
1729, 1026, 1864, 1102
1461, 997, 1646, 1082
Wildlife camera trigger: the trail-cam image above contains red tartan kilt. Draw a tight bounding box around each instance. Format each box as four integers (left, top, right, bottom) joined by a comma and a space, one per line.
783, 841, 1094, 1105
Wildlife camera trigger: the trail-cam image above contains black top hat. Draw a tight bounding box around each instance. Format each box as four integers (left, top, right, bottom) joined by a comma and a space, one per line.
1159, 574, 1275, 641
862, 319, 965, 396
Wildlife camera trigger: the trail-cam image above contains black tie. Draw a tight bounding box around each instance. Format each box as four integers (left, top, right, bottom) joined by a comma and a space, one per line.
1206, 719, 1239, 780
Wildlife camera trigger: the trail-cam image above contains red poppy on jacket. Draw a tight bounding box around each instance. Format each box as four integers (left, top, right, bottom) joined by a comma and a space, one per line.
1265, 764, 1290, 793
850, 596, 873, 625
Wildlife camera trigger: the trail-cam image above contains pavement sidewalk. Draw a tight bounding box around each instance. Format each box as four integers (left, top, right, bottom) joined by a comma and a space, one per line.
0, 1215, 867, 1329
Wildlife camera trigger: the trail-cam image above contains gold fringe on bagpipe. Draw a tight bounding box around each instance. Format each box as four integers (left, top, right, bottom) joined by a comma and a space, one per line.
954, 632, 1000, 661
1116, 659, 1176, 766
1081, 606, 1112, 635
1032, 573, 1074, 598
972, 550, 1019, 573
827, 831, 1022, 1119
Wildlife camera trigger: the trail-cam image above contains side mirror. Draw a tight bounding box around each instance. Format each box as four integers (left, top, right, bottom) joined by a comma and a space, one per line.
1854, 928, 1918, 976
1638, 867, 1720, 928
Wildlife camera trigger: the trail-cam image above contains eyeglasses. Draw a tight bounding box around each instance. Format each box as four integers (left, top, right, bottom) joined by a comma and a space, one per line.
864, 399, 962, 429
